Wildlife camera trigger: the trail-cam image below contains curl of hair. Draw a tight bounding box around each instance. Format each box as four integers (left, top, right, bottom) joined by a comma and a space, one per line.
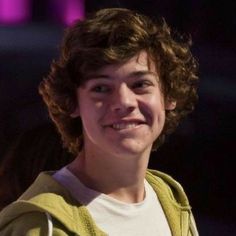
39, 8, 199, 154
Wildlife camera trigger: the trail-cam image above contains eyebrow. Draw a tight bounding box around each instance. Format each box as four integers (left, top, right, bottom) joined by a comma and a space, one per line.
87, 70, 158, 80
128, 70, 158, 78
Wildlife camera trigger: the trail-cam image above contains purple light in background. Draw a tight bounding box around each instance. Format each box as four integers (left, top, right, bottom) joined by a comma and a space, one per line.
0, 0, 31, 24
50, 0, 85, 25
64, 0, 85, 25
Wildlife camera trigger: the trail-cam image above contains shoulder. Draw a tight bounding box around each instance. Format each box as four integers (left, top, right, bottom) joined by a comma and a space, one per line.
0, 210, 69, 236
146, 169, 184, 190
146, 169, 190, 206
0, 191, 75, 236
0, 211, 48, 236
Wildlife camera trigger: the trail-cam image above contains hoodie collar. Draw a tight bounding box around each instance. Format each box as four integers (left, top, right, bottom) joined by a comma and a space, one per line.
146, 169, 192, 236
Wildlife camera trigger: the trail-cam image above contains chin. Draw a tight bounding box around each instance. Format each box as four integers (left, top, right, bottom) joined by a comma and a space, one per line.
111, 140, 152, 157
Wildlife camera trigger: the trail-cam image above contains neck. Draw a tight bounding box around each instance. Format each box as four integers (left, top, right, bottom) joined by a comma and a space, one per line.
68, 147, 151, 203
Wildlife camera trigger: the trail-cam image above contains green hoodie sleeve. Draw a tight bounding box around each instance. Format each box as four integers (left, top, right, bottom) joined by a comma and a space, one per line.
0, 211, 69, 236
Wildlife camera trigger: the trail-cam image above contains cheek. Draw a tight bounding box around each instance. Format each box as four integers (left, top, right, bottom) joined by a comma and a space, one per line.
143, 94, 166, 130
144, 93, 165, 113
80, 96, 104, 112
79, 99, 107, 129
94, 100, 105, 109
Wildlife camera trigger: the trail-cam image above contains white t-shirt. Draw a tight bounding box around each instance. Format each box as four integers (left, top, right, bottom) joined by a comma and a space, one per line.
53, 167, 172, 236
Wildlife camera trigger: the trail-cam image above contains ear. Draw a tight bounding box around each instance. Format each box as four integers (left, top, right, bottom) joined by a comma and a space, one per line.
70, 105, 80, 118
165, 100, 176, 111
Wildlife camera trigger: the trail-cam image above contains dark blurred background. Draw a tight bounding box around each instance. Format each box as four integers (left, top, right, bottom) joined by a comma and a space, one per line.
0, 0, 235, 234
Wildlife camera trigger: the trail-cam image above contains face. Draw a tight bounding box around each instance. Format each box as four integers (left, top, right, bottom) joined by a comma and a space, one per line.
72, 51, 174, 158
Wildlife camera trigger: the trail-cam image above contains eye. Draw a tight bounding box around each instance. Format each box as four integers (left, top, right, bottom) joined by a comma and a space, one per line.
91, 84, 111, 93
132, 80, 154, 90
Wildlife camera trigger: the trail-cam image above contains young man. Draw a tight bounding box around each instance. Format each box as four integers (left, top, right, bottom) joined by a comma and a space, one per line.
0, 8, 199, 235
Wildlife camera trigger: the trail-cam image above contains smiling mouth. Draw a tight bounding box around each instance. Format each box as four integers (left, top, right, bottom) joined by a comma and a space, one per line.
110, 122, 145, 130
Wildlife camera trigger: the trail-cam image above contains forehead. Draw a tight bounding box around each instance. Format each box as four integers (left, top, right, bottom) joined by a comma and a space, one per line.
87, 51, 158, 80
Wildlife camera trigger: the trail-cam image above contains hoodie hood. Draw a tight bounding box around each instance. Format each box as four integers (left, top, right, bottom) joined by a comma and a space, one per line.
146, 170, 198, 236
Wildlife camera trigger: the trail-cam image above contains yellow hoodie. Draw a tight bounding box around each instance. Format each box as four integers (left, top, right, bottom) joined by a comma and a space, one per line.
0, 170, 198, 236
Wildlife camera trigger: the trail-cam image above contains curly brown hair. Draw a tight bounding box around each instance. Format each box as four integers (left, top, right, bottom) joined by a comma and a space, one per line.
39, 8, 199, 155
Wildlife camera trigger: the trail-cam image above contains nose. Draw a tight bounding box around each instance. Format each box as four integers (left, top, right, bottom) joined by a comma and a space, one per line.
110, 83, 137, 114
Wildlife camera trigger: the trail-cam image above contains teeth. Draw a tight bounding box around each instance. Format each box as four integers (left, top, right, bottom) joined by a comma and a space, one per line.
112, 123, 138, 130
